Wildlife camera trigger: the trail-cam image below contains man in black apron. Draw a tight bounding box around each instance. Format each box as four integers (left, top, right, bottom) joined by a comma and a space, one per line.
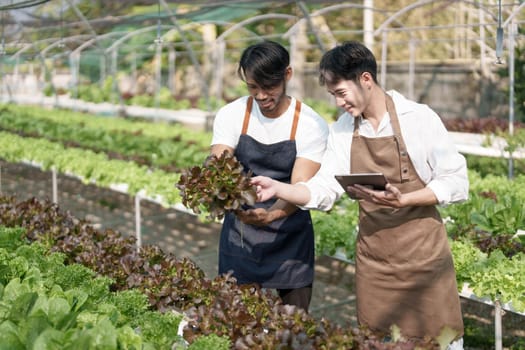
210, 41, 329, 311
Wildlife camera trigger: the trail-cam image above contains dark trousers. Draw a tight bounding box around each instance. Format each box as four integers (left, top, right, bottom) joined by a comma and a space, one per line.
277, 284, 313, 312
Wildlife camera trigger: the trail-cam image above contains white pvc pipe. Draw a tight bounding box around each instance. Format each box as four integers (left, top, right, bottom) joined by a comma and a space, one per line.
135, 193, 142, 249
52, 167, 58, 203
495, 300, 503, 350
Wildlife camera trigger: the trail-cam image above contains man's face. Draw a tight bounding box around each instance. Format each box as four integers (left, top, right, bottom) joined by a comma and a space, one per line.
244, 69, 291, 117
326, 78, 367, 118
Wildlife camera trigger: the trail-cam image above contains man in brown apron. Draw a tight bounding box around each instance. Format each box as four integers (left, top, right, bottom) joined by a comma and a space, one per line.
252, 41, 468, 349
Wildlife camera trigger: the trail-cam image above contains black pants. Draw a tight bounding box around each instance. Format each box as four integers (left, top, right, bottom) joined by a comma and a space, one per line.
277, 284, 313, 312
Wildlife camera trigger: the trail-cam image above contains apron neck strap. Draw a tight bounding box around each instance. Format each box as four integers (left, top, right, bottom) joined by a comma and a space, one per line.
351, 93, 411, 182
385, 93, 411, 181
241, 96, 254, 135
289, 100, 301, 140
241, 96, 301, 141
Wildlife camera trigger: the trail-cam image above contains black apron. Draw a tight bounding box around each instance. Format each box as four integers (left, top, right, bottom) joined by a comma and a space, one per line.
218, 97, 315, 289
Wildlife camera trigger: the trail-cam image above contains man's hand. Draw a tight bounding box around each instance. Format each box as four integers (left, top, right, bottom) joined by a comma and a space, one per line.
235, 208, 275, 226
347, 183, 404, 208
251, 176, 277, 202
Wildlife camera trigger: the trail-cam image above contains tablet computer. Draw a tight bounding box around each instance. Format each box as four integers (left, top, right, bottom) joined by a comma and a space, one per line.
335, 173, 387, 198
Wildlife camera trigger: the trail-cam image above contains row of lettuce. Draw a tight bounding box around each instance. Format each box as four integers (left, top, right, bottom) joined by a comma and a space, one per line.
0, 200, 447, 349
0, 103, 524, 344
46, 76, 341, 124
0, 103, 524, 313
0, 225, 230, 349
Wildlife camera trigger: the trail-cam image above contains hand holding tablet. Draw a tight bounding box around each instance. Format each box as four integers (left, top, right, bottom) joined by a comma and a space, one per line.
335, 173, 388, 199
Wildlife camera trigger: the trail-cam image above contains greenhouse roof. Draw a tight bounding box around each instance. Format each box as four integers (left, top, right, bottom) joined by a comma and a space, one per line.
0, 0, 51, 10
0, 0, 523, 66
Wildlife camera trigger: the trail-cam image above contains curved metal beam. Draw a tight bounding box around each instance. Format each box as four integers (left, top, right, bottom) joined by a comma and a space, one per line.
374, 0, 498, 36
40, 34, 91, 57
296, 1, 326, 52
12, 37, 56, 60
105, 25, 175, 53
503, 2, 525, 28
11, 34, 91, 60
0, 0, 51, 10
65, 0, 99, 44
216, 13, 297, 42
285, 3, 388, 37
70, 31, 128, 57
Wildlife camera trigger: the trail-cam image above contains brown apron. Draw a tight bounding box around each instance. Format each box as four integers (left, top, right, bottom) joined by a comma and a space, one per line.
351, 94, 464, 339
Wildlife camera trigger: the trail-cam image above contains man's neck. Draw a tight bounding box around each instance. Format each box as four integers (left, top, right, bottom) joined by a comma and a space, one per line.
362, 88, 387, 131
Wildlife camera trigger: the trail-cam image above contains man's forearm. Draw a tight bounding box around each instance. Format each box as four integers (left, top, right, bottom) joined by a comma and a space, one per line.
274, 182, 311, 206
266, 199, 298, 221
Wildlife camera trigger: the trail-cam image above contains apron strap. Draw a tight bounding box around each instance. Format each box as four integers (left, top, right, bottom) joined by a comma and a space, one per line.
352, 113, 361, 137
241, 97, 302, 141
385, 94, 411, 182
351, 94, 411, 182
241, 96, 254, 135
289, 100, 302, 140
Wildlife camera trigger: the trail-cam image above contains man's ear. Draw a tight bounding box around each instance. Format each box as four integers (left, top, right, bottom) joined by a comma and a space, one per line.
360, 71, 373, 90
285, 66, 293, 82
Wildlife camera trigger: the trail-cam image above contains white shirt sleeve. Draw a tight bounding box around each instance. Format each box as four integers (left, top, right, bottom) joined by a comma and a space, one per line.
415, 105, 469, 205
388, 92, 467, 206
210, 97, 246, 148
296, 91, 468, 210
295, 103, 329, 163
300, 118, 352, 211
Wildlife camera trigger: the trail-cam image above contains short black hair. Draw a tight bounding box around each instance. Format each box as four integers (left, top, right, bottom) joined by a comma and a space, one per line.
319, 41, 378, 86
237, 40, 290, 89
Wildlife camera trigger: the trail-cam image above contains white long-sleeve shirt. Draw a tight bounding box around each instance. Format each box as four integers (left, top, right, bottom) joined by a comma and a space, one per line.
301, 90, 469, 211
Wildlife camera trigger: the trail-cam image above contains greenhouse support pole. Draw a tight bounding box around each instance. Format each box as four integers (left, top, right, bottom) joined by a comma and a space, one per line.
168, 45, 175, 94
479, 7, 487, 76
52, 167, 58, 204
13, 58, 19, 95
408, 36, 415, 100
160, 0, 211, 112
297, 1, 326, 53
213, 40, 225, 104
111, 50, 119, 111
154, 41, 162, 112
135, 193, 142, 249
363, 0, 374, 49
508, 21, 516, 179
380, 31, 388, 88
495, 300, 503, 350
69, 53, 80, 110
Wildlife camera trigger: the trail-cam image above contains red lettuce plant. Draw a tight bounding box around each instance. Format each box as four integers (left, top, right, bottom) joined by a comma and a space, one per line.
176, 151, 257, 220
